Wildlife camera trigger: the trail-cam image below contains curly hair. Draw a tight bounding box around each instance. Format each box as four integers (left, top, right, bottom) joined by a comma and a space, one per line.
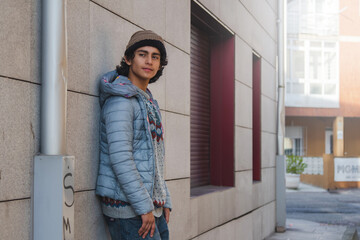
116, 45, 168, 84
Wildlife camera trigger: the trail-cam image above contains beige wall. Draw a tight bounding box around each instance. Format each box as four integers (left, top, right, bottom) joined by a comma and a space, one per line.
286, 117, 360, 158
0, 0, 278, 239
344, 118, 360, 156
286, 117, 333, 156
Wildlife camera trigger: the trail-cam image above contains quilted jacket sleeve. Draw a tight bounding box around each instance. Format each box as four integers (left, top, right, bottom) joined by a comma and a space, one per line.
103, 96, 154, 215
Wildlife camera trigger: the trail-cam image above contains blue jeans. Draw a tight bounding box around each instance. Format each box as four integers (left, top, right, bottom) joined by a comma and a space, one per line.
104, 214, 169, 240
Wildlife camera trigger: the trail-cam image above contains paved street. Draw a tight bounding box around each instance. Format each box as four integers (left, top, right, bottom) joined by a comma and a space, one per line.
267, 183, 360, 239
286, 185, 360, 238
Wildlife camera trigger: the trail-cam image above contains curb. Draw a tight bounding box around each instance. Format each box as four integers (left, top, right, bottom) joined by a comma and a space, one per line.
342, 227, 359, 240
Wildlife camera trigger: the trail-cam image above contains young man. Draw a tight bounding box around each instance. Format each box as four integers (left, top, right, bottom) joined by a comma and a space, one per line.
96, 30, 172, 240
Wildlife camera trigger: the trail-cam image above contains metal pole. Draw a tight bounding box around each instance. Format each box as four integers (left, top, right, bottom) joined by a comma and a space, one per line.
275, 0, 287, 233
33, 1, 74, 239
41, 0, 68, 155
277, 0, 285, 156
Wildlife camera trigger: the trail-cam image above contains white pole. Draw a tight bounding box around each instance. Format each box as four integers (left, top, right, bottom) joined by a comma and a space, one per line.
41, 0, 68, 155
33, 1, 74, 239
277, 0, 286, 156
276, 0, 287, 233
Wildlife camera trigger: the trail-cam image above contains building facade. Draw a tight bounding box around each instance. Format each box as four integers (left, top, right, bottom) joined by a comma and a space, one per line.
0, 0, 279, 239
285, 0, 360, 188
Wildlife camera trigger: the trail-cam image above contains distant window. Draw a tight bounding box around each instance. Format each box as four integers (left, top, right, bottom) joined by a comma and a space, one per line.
284, 137, 303, 156
325, 129, 333, 154
286, 39, 339, 108
293, 50, 305, 78
309, 51, 321, 79
285, 126, 304, 156
286, 0, 339, 108
288, 0, 339, 36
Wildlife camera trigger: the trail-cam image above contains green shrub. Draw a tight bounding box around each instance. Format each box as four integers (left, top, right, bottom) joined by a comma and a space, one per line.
286, 155, 307, 174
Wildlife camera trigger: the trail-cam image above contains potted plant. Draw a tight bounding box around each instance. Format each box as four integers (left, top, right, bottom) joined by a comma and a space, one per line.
285, 155, 307, 189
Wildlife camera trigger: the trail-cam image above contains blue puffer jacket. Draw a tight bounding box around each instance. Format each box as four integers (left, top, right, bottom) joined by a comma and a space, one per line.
95, 70, 172, 216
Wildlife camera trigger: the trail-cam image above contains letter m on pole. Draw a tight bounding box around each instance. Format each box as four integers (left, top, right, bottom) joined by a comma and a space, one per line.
63, 216, 72, 238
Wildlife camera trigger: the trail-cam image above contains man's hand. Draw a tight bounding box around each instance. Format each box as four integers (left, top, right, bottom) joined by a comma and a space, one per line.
139, 212, 155, 239
164, 208, 170, 223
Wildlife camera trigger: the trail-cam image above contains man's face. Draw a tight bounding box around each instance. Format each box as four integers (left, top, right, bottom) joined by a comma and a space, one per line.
125, 46, 161, 82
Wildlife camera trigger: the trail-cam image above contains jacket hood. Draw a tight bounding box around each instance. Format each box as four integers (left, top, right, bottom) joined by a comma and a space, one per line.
99, 70, 139, 107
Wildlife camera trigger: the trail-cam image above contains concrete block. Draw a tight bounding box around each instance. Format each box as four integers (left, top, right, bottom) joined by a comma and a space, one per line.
251, 201, 276, 239
252, 208, 262, 240
235, 36, 253, 87
265, 0, 278, 14
30, 0, 41, 84
165, 0, 191, 53
74, 191, 110, 240
90, 2, 140, 95
133, 0, 166, 37
189, 187, 237, 237
91, 0, 132, 23
149, 70, 166, 111
252, 25, 277, 68
235, 2, 276, 67
0, 77, 40, 201
235, 213, 253, 240
235, 126, 252, 171
193, 227, 220, 240
262, 201, 276, 239
252, 168, 276, 208
262, 132, 276, 168
66, 92, 100, 191
235, 171, 253, 216
0, 0, 31, 81
239, 0, 277, 41
218, 220, 236, 240
166, 179, 192, 240
189, 194, 199, 238
197, 0, 220, 17
234, 2, 254, 47
263, 168, 276, 203
262, 60, 276, 101
93, 0, 166, 38
217, 188, 238, 223
252, 180, 261, 209
165, 44, 190, 115
235, 81, 252, 128
0, 199, 31, 239
219, 0, 239, 33
261, 96, 277, 134
164, 112, 190, 180
67, 0, 91, 94
196, 191, 221, 234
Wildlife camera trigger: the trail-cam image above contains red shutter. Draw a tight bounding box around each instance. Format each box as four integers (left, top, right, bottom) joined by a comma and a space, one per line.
253, 54, 261, 181
190, 24, 211, 188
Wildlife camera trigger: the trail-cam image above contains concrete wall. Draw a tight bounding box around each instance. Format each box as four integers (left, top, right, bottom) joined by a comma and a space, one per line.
0, 0, 278, 239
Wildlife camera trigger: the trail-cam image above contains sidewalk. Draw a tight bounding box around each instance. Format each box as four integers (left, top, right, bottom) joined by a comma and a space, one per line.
266, 218, 351, 240
266, 183, 358, 240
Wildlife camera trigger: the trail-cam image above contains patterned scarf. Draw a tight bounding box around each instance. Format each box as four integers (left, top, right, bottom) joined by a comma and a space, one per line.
137, 88, 167, 207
